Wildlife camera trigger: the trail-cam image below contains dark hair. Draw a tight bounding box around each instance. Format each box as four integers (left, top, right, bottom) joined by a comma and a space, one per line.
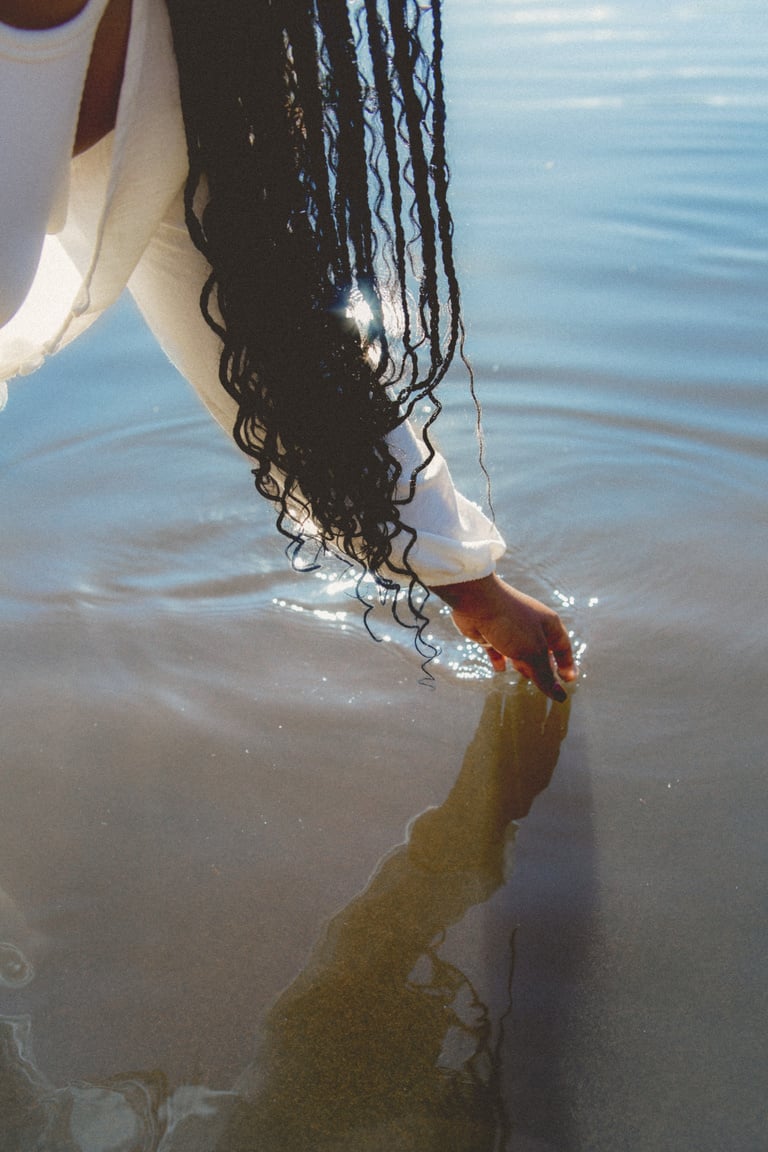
164, 0, 470, 646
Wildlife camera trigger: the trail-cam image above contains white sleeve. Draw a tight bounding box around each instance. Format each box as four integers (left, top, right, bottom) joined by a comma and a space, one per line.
0, 0, 111, 328
384, 419, 506, 586
128, 192, 506, 588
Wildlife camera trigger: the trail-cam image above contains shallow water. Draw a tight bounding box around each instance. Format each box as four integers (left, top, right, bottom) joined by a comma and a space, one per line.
1, 1, 767, 1149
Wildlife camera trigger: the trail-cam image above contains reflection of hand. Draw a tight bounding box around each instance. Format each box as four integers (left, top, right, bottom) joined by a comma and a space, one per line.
493, 678, 571, 821
430, 574, 577, 702
409, 681, 570, 878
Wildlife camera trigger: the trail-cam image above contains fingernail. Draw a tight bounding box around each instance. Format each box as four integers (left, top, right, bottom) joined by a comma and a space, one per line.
553, 685, 567, 703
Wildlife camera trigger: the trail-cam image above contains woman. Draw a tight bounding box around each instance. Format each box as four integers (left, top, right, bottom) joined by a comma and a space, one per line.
0, 0, 575, 700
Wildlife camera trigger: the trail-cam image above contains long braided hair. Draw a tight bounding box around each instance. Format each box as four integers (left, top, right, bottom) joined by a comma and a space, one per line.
164, 0, 468, 646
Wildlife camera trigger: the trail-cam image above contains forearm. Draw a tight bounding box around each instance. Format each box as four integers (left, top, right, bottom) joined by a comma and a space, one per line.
130, 206, 507, 589
131, 204, 575, 701
383, 420, 506, 586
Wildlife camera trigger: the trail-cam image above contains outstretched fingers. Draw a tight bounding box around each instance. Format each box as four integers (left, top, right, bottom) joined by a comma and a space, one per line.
506, 613, 575, 702
543, 613, 578, 682
512, 654, 568, 703
483, 644, 507, 673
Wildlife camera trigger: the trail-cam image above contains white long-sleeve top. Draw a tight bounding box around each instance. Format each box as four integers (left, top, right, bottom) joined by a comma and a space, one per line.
0, 0, 505, 586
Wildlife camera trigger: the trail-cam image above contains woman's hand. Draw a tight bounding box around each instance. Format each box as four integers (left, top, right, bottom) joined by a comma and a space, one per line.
430, 573, 577, 702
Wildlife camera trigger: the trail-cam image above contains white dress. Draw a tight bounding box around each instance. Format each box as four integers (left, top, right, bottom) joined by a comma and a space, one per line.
0, 0, 505, 586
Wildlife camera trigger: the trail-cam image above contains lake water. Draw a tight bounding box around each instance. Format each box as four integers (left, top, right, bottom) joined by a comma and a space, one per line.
1, 1, 766, 1149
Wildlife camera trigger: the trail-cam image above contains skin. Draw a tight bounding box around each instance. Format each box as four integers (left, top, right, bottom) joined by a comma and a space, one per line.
1, 3, 576, 701
0, 0, 90, 27
431, 574, 576, 702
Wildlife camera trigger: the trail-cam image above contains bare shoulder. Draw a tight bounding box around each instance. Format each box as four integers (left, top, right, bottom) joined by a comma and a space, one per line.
0, 1, 90, 30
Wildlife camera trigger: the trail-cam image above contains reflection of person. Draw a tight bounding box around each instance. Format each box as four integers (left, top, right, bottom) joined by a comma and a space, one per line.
0, 684, 569, 1150
225, 684, 570, 1152
0, 0, 575, 698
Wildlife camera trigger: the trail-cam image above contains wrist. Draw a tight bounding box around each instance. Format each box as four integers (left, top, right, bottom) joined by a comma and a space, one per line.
428, 571, 501, 613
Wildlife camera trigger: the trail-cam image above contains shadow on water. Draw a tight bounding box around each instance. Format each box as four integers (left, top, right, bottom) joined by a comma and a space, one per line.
0, 683, 582, 1151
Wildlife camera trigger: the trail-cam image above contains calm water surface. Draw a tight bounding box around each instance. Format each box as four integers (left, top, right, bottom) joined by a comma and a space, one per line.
1, 2, 766, 1149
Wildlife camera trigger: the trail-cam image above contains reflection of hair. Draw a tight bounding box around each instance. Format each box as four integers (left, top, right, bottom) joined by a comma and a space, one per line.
165, 0, 467, 643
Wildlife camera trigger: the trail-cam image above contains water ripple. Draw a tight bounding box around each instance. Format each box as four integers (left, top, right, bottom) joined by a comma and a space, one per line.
0, 943, 34, 988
